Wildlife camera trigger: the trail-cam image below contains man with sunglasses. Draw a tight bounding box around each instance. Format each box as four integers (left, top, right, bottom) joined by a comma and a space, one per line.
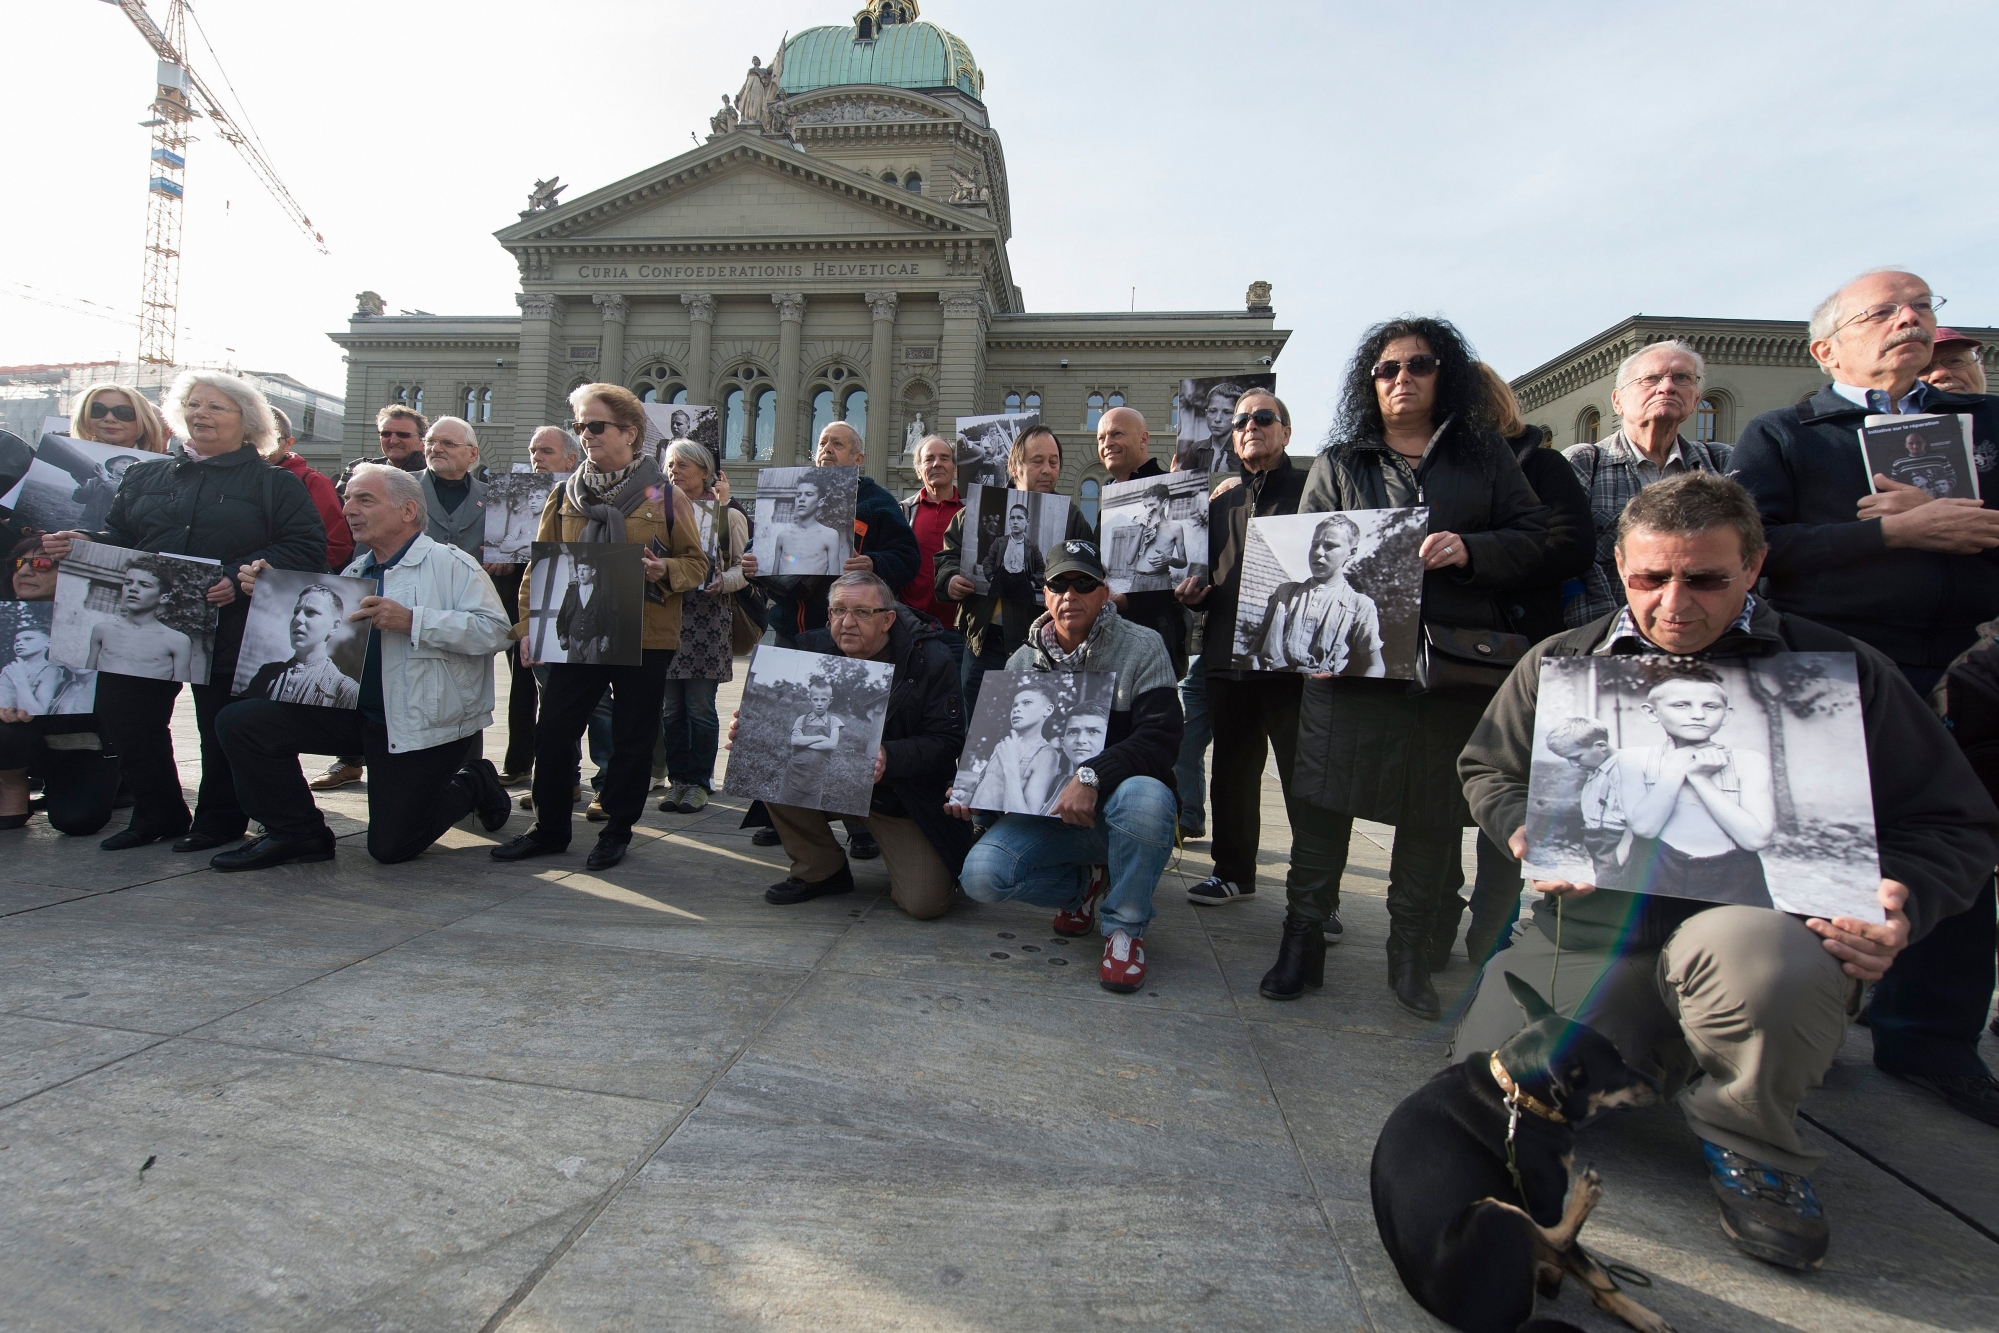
1174, 390, 1311, 913
955, 539, 1183, 993
1733, 268, 1999, 1132
1458, 470, 1999, 1270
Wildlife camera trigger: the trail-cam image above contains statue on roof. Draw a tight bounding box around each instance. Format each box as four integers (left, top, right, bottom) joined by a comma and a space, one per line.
946, 165, 990, 205
735, 37, 789, 133
354, 291, 385, 318
709, 93, 740, 138
526, 177, 566, 212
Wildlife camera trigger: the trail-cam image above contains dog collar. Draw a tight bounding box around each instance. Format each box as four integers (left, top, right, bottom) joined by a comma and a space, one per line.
1489, 1054, 1567, 1124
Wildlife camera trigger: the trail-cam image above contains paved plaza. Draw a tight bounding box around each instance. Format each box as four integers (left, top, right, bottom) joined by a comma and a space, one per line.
1, 673, 1995, 1332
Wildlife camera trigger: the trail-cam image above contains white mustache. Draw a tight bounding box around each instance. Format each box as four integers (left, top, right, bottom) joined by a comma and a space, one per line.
1884, 328, 1934, 350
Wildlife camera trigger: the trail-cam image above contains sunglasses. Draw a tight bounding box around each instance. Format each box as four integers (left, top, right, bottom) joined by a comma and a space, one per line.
1373, 354, 1439, 380
378, 428, 417, 440
1045, 575, 1102, 596
87, 402, 139, 422
1621, 570, 1739, 593
12, 556, 55, 573
1232, 408, 1280, 430
570, 419, 622, 436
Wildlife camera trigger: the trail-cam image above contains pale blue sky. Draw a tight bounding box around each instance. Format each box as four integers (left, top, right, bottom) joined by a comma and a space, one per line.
5, 0, 1995, 448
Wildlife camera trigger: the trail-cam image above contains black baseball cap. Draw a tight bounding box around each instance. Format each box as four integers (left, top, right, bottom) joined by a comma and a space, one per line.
1043, 537, 1104, 582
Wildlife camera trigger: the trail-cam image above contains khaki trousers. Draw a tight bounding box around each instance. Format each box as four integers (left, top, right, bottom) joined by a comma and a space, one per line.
1449, 904, 1859, 1175
767, 804, 957, 921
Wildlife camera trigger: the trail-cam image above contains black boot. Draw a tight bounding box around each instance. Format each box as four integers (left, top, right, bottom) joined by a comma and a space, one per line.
1427, 892, 1466, 972
1259, 913, 1327, 1001
1387, 939, 1440, 1019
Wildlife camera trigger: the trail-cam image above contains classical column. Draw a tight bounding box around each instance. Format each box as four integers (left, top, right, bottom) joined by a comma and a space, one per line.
593, 293, 629, 389
514, 292, 559, 464
681, 292, 716, 405
936, 289, 989, 452
772, 292, 807, 465
864, 289, 899, 485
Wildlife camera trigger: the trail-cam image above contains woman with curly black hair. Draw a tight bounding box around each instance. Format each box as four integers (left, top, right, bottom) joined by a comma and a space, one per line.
1267, 316, 1550, 1018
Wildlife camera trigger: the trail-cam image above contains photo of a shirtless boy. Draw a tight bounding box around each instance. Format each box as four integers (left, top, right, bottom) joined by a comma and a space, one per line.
85, 561, 193, 679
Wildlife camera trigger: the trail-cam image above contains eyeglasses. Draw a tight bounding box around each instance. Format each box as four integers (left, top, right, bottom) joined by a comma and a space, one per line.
571, 419, 622, 436
1045, 575, 1102, 596
1621, 570, 1741, 593
1372, 354, 1439, 381
378, 428, 417, 440
11, 556, 55, 573
87, 402, 139, 422
1624, 371, 1700, 391
1831, 296, 1945, 336
1232, 408, 1280, 430
827, 605, 893, 624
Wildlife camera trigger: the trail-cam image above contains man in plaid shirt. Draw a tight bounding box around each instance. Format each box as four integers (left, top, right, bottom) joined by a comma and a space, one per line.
1563, 340, 1732, 626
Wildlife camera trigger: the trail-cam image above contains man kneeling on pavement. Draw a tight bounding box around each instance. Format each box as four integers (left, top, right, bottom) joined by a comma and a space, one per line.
750, 571, 973, 918
1456, 471, 1999, 1271
212, 463, 514, 868
953, 538, 1184, 993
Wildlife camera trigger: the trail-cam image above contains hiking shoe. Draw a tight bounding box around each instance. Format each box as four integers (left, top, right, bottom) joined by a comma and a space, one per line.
496, 768, 531, 788
657, 783, 688, 813
1187, 875, 1252, 906
1053, 864, 1106, 937
679, 785, 709, 813
585, 798, 609, 822
308, 761, 363, 791
1889, 1069, 1999, 1129
1323, 912, 1344, 946
1702, 1140, 1828, 1270
1100, 929, 1147, 993
765, 863, 855, 905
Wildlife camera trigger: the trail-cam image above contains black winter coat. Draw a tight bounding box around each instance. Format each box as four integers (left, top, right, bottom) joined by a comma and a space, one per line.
1291, 427, 1549, 827
1200, 454, 1309, 673
1732, 384, 1999, 669
1503, 426, 1596, 643
796, 605, 974, 874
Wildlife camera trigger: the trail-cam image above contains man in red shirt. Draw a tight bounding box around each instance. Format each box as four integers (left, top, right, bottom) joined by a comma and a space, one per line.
269, 407, 354, 570
900, 433, 965, 665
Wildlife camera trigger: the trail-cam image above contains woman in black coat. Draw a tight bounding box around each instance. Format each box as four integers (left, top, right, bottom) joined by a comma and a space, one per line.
44, 371, 325, 851
1269, 319, 1548, 1018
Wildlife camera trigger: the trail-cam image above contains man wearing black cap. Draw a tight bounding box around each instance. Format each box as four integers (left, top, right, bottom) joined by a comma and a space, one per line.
952, 537, 1184, 994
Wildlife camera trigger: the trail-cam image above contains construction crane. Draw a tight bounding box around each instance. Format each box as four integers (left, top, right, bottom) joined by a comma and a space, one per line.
99, 0, 328, 376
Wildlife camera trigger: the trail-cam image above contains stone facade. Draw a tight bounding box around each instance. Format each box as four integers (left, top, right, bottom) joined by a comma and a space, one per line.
1512, 315, 1999, 448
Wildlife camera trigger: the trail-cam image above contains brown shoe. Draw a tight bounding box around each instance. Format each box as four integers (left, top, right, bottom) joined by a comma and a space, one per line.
585, 798, 609, 822
307, 762, 363, 791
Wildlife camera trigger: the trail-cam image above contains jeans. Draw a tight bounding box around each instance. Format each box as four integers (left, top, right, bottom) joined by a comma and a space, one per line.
529, 651, 672, 847
657, 677, 722, 790
1172, 653, 1211, 831
95, 673, 245, 838
214, 699, 480, 863
959, 776, 1178, 938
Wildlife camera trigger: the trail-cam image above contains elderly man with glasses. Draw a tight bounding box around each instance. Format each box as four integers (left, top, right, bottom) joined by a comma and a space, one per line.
1458, 470, 1999, 1271
1563, 340, 1732, 627
1732, 268, 1999, 1132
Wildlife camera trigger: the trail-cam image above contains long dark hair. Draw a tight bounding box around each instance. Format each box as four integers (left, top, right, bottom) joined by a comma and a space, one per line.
1327, 316, 1495, 466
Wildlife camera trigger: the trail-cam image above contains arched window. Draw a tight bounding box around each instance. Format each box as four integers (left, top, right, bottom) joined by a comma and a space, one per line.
843, 388, 868, 439
669, 388, 688, 405
1108, 391, 1125, 409
411, 387, 423, 414
1004, 391, 1021, 412
904, 172, 922, 194
464, 387, 479, 420
1693, 397, 1719, 443
1169, 399, 1180, 429
723, 388, 747, 460
1079, 478, 1101, 529
1025, 391, 1041, 412
1086, 392, 1106, 431
1578, 406, 1601, 444
754, 389, 777, 459
811, 389, 836, 442
881, 172, 898, 187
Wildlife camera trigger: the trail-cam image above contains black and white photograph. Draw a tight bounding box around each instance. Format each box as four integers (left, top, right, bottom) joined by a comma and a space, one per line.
0, 434, 157, 535
1100, 469, 1210, 595
952, 411, 1038, 492
0, 601, 95, 715
749, 465, 857, 576
1232, 508, 1426, 679
726, 644, 894, 818
1521, 653, 1881, 920
49, 540, 220, 685
229, 568, 374, 708
1860, 413, 1980, 501
524, 541, 645, 667
1173, 373, 1276, 473
961, 484, 1071, 599
642, 402, 720, 465
948, 668, 1118, 817
483, 471, 562, 564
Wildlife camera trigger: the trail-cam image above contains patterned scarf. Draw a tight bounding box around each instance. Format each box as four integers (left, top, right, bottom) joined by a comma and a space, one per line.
564, 453, 664, 544
1037, 603, 1120, 668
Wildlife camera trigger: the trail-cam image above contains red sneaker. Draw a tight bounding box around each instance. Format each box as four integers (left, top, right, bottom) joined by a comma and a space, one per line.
1099, 929, 1146, 993
1053, 864, 1107, 936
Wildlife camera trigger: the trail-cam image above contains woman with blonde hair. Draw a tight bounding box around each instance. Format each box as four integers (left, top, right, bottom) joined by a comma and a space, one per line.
69, 383, 172, 454
42, 369, 324, 852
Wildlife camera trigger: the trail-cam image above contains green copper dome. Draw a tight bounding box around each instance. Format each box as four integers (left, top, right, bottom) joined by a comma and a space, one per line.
779, 4, 983, 103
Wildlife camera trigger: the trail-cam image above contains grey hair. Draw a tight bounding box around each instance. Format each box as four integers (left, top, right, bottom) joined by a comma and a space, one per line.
665, 438, 716, 480
270, 406, 294, 442
829, 569, 895, 608
529, 424, 582, 466
819, 419, 864, 454
1614, 339, 1705, 390
165, 369, 277, 458
914, 433, 955, 460
347, 461, 425, 515
427, 415, 479, 448
1807, 267, 1923, 354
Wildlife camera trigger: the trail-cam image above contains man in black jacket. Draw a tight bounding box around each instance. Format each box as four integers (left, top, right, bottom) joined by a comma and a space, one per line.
1732, 267, 1999, 1129
1173, 390, 1312, 914
1458, 472, 1999, 1269
755, 572, 971, 917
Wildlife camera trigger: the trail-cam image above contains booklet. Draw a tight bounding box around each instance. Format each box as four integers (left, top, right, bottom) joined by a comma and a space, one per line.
1859, 413, 1979, 501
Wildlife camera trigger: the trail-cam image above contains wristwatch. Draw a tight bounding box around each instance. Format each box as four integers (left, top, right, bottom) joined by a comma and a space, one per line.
1074, 766, 1099, 790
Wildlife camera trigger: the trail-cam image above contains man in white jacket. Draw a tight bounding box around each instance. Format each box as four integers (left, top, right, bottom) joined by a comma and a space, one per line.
211, 464, 514, 868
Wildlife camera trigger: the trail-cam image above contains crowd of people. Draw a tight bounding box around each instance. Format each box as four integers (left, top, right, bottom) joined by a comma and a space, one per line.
4, 266, 1997, 1275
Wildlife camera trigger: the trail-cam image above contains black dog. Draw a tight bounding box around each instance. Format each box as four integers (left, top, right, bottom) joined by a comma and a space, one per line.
1370, 973, 1672, 1333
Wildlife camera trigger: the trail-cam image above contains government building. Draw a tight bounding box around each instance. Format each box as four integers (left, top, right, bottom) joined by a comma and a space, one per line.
330, 1, 1288, 508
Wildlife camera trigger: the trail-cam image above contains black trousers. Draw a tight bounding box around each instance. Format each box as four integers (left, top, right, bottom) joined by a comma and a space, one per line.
214, 699, 479, 863
493, 566, 536, 774
0, 716, 121, 836
95, 673, 245, 838
1868, 875, 1998, 1078
1290, 807, 1461, 956
529, 650, 671, 847
1205, 672, 1303, 887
